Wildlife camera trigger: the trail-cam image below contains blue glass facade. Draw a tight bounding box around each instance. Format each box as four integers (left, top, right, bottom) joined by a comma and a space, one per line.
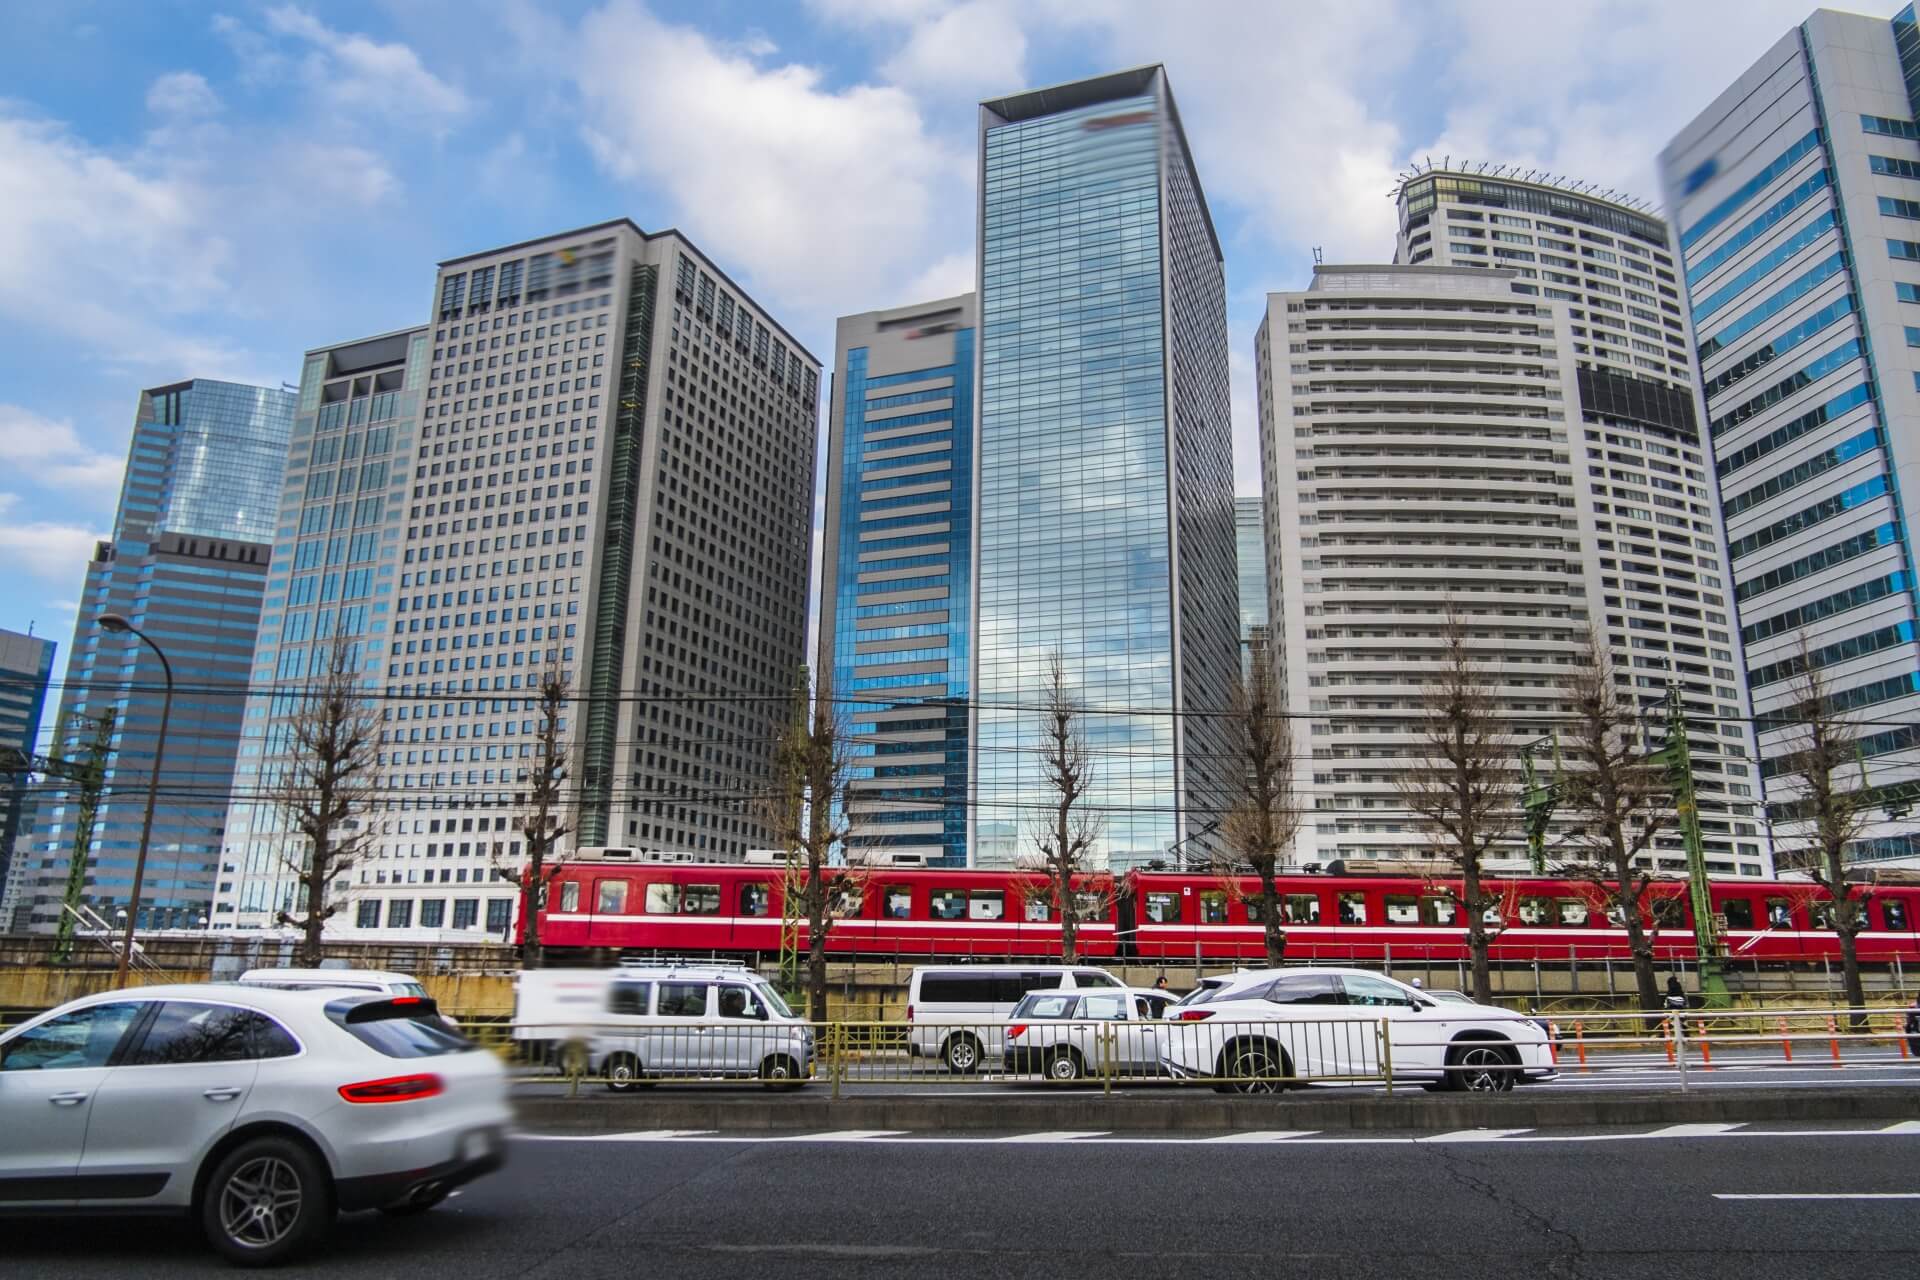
974, 68, 1237, 869
0, 628, 56, 926
824, 300, 975, 865
27, 380, 293, 931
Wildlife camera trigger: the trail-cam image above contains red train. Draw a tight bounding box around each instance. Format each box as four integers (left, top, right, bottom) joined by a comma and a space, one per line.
527, 849, 1920, 967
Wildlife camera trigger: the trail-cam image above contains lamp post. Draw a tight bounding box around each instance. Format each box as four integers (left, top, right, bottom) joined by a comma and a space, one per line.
98, 612, 173, 989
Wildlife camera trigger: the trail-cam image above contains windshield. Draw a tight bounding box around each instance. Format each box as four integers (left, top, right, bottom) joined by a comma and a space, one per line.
756, 983, 795, 1019
1429, 990, 1476, 1005
1013, 993, 1079, 1019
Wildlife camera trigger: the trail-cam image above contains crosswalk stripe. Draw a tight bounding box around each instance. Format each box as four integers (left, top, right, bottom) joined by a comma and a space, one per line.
1879, 1120, 1920, 1134
1203, 1130, 1320, 1143
1647, 1123, 1743, 1138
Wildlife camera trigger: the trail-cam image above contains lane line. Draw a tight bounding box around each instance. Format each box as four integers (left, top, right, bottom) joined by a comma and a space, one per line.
513, 1126, 1920, 1148
1880, 1120, 1920, 1134
1647, 1123, 1744, 1138
997, 1131, 1109, 1142
1420, 1128, 1533, 1143
519, 1129, 719, 1141
766, 1130, 907, 1142
1715, 1192, 1920, 1201
1202, 1130, 1320, 1143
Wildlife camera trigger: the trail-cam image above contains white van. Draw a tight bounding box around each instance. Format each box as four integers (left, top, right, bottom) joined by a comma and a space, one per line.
906, 964, 1125, 1072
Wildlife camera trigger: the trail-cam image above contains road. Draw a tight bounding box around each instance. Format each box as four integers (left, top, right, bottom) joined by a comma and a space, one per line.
11, 1124, 1920, 1278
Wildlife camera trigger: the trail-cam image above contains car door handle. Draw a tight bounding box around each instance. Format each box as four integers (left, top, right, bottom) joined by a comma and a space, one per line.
49, 1091, 88, 1106
203, 1087, 243, 1102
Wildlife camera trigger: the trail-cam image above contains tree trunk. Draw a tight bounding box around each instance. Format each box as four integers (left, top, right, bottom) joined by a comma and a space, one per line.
1462, 865, 1491, 1003
1838, 916, 1868, 1029
1258, 863, 1286, 965
522, 890, 543, 970
1060, 900, 1078, 964
299, 852, 326, 968
807, 917, 828, 1025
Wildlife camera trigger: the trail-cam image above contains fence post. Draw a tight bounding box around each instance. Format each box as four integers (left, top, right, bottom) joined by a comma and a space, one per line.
1574, 1021, 1587, 1072
1672, 1014, 1689, 1093
1827, 1014, 1841, 1065
831, 1023, 844, 1101
1779, 1017, 1793, 1062
1379, 1018, 1393, 1095
1102, 1024, 1114, 1098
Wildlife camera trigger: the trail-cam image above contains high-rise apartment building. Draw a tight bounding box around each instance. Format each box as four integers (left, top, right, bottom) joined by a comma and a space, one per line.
0, 627, 56, 929
1234, 495, 1269, 669
1257, 264, 1767, 875
294, 220, 820, 935
26, 380, 294, 931
820, 294, 976, 867
1661, 6, 1920, 864
215, 327, 426, 930
972, 67, 1239, 870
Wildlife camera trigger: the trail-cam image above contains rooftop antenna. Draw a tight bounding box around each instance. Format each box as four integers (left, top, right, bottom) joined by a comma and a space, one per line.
1312, 245, 1324, 265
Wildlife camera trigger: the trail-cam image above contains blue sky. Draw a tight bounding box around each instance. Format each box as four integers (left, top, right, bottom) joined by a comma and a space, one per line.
0, 0, 1899, 656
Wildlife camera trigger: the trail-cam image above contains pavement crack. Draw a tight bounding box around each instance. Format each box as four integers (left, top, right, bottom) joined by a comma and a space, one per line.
1424, 1142, 1589, 1278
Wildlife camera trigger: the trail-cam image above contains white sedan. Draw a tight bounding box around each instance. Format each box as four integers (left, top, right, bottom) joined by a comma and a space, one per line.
1159, 967, 1556, 1093
0, 983, 511, 1264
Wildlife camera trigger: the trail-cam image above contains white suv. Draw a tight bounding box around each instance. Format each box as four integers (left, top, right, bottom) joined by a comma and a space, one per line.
1159, 967, 1555, 1093
0, 983, 511, 1264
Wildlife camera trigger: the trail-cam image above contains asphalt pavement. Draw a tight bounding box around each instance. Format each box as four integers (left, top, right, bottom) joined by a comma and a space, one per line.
10, 1125, 1920, 1278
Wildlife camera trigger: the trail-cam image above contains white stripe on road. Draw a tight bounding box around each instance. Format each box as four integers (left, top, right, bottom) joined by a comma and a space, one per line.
1421, 1129, 1533, 1143
997, 1131, 1109, 1142
767, 1130, 907, 1142
514, 1125, 1920, 1147
1880, 1120, 1920, 1134
523, 1129, 719, 1141
1202, 1130, 1320, 1143
1647, 1123, 1744, 1138
1715, 1192, 1920, 1201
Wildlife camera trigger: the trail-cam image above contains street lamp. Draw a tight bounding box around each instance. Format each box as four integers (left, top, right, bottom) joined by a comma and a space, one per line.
98, 612, 174, 989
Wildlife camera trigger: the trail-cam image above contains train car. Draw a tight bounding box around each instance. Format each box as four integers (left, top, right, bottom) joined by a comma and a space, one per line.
529, 848, 1920, 968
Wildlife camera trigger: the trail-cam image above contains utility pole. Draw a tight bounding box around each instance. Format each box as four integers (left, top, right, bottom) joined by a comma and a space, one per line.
0, 709, 116, 964
1519, 734, 1563, 875
1648, 685, 1728, 1006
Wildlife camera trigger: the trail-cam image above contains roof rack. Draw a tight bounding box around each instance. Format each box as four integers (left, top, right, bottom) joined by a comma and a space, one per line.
615, 955, 751, 970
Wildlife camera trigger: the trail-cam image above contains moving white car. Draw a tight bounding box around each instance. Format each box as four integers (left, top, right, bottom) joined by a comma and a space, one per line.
236, 967, 460, 1030
1002, 987, 1177, 1080
1159, 967, 1555, 1094
0, 983, 510, 1265
582, 963, 813, 1089
906, 964, 1127, 1072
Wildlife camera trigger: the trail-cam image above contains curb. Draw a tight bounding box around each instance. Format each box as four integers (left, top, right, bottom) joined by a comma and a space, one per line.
515, 1087, 1920, 1134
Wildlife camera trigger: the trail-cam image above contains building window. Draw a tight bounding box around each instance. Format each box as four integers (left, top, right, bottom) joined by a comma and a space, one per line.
452, 898, 479, 929
387, 899, 413, 929
355, 900, 379, 929
486, 899, 512, 934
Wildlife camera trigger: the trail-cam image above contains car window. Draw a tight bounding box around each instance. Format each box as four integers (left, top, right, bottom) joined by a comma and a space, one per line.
656, 983, 708, 1017
757, 985, 795, 1019
607, 982, 653, 1016
326, 1003, 473, 1059
1, 1002, 144, 1071
1341, 974, 1416, 1008
716, 986, 767, 1021
1073, 970, 1121, 989
1016, 993, 1078, 1019
394, 982, 428, 998
1137, 994, 1172, 1018
129, 1002, 261, 1065
1081, 994, 1127, 1020
1172, 979, 1224, 1007
1262, 974, 1344, 1006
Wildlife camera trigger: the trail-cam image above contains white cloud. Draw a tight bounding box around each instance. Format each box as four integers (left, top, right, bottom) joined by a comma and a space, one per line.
0, 495, 104, 584
0, 406, 123, 495
805, 0, 950, 23
574, 1, 968, 317
259, 5, 469, 127
286, 142, 399, 207
881, 1, 1028, 100
899, 250, 975, 304
146, 71, 221, 118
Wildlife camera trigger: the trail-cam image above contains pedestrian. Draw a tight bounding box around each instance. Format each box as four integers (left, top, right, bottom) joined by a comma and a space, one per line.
1905, 994, 1920, 1058
1153, 974, 1169, 991
1665, 974, 1686, 1010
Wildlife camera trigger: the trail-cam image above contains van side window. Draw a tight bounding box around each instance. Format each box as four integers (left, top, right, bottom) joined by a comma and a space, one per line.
656, 983, 707, 1017
920, 975, 996, 1003
607, 982, 652, 1016
1073, 970, 1120, 989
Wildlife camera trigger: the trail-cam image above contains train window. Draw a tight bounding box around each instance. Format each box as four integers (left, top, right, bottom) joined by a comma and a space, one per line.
1074, 892, 1106, 919
1282, 895, 1320, 925
559, 881, 579, 913
1244, 896, 1264, 922
1885, 899, 1911, 930
884, 886, 913, 919
684, 884, 720, 915
1722, 898, 1754, 930
1810, 901, 1836, 930
970, 890, 1005, 921
1556, 899, 1589, 927
832, 886, 864, 918
1384, 895, 1420, 925
739, 884, 770, 917
1423, 896, 1457, 926
1023, 894, 1051, 922
1518, 898, 1550, 926
930, 889, 966, 921
596, 880, 628, 915
644, 883, 680, 915
1483, 903, 1503, 926
1650, 898, 1685, 928
1144, 892, 1180, 924
1199, 891, 1228, 924
1336, 893, 1367, 925
1766, 897, 1792, 927
607, 982, 652, 1016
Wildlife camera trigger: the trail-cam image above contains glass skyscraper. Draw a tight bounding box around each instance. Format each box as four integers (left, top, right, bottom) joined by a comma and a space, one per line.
821, 295, 976, 867
973, 67, 1238, 869
0, 627, 56, 929
26, 379, 294, 931
1234, 495, 1268, 671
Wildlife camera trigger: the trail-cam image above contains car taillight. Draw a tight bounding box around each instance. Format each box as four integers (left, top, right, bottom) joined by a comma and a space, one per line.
1008, 1024, 1027, 1039
339, 1073, 444, 1104
1174, 1009, 1215, 1021
905, 1005, 914, 1022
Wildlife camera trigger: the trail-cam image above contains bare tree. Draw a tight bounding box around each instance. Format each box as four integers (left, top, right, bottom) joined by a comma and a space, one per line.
1021, 652, 1106, 963
272, 641, 378, 966
1395, 609, 1514, 1003
1771, 633, 1875, 1022
1214, 648, 1300, 965
760, 666, 851, 1024
1552, 632, 1668, 1012
494, 662, 574, 969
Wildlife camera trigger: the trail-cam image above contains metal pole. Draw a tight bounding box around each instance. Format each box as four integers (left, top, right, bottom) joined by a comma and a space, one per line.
103, 617, 172, 991
1672, 1012, 1689, 1093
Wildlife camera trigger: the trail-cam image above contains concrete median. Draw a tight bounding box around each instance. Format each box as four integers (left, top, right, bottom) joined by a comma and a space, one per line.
514, 1085, 1920, 1135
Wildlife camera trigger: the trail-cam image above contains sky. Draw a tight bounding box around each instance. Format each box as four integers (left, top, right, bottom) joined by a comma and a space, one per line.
0, 0, 1904, 660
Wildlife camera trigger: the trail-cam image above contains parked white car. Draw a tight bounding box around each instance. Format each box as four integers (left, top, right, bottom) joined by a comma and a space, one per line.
906, 964, 1127, 1072
236, 968, 460, 1030
583, 964, 813, 1089
1002, 987, 1177, 1080
0, 983, 510, 1265
1160, 967, 1555, 1093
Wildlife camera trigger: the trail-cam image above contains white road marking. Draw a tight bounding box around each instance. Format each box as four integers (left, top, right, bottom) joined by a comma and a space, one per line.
767, 1130, 907, 1141
513, 1124, 1920, 1147
1420, 1129, 1533, 1143
1647, 1123, 1744, 1137
1715, 1192, 1920, 1201
997, 1131, 1108, 1142
1202, 1130, 1320, 1143
520, 1129, 718, 1141
1880, 1120, 1920, 1134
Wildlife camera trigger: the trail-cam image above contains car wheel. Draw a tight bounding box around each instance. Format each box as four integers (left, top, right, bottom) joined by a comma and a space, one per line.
1045, 1048, 1084, 1082
1447, 1042, 1517, 1093
200, 1135, 334, 1266
1223, 1042, 1287, 1095
760, 1054, 806, 1091
378, 1186, 451, 1217
943, 1034, 984, 1074
605, 1052, 650, 1092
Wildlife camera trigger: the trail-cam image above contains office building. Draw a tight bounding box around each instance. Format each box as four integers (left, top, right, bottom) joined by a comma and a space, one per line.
1235, 495, 1269, 671
1257, 264, 1767, 875
972, 67, 1240, 870
1661, 7, 1920, 864
820, 294, 976, 867
0, 627, 56, 929
308, 221, 818, 935
25, 380, 294, 931
214, 327, 426, 931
